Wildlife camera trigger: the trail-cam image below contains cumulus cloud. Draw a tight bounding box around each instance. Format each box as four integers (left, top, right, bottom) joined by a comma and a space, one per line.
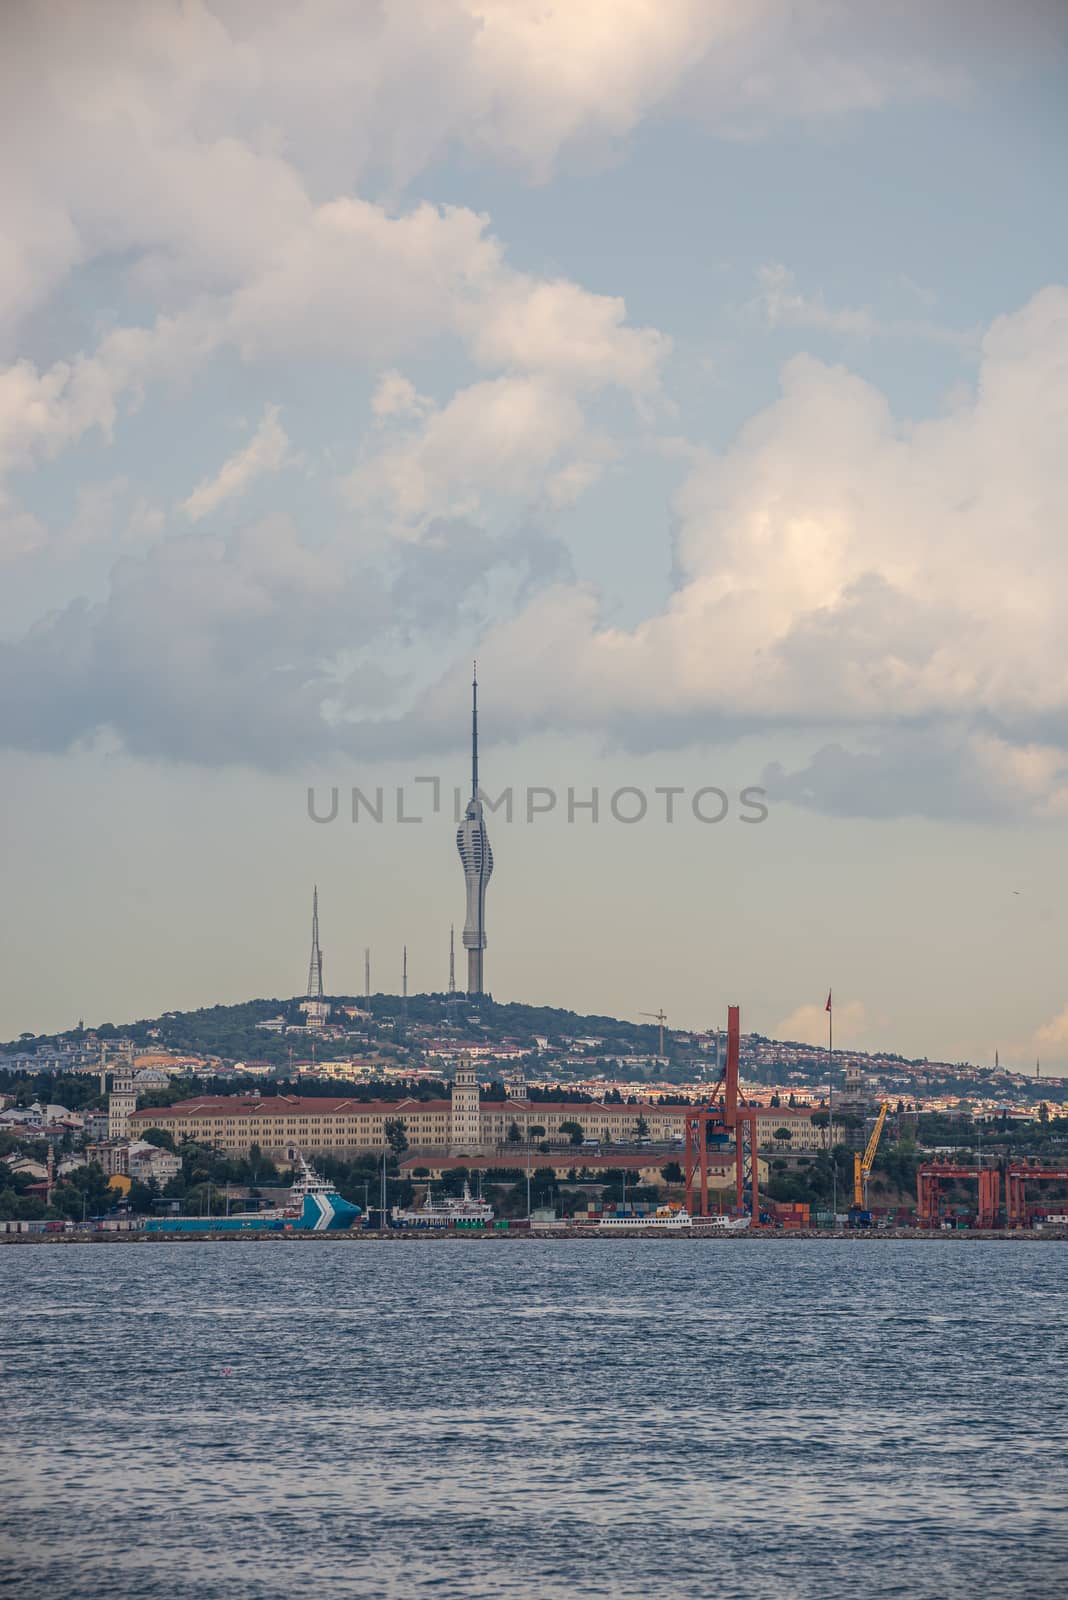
1, 2, 1064, 800
418, 286, 1068, 817
347, 376, 613, 533
0, 0, 993, 340
3, 283, 1066, 796
1034, 1004, 1068, 1065
371, 372, 432, 421
776, 999, 868, 1049
180, 405, 293, 522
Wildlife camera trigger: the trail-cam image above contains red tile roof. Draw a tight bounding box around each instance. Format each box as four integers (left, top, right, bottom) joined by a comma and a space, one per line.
130, 1095, 452, 1119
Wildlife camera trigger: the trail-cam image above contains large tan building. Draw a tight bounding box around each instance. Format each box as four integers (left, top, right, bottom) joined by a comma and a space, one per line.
130, 1065, 820, 1160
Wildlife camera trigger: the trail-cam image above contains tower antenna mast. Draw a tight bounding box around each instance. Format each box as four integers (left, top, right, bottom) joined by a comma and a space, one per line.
471, 660, 478, 801
401, 944, 409, 1028
306, 886, 324, 998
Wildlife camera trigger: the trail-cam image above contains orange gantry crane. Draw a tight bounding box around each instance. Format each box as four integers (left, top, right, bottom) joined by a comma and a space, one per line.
853, 1101, 889, 1210
683, 1004, 760, 1221
1005, 1163, 1068, 1227
917, 1162, 1000, 1229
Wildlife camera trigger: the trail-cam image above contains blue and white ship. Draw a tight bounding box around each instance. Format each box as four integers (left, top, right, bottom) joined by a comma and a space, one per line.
144, 1155, 361, 1234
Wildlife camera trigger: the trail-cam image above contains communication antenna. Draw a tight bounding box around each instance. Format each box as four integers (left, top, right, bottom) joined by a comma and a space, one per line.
306, 886, 324, 999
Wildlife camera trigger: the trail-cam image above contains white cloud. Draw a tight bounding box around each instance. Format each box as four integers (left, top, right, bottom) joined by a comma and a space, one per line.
1034, 1004, 1068, 1066
463, 291, 1068, 732
776, 1000, 867, 1049
348, 376, 608, 532
410, 285, 1068, 816
753, 263, 978, 352
0, 494, 47, 562
0, 1, 982, 342
181, 405, 293, 522
468, 277, 669, 398
371, 372, 432, 420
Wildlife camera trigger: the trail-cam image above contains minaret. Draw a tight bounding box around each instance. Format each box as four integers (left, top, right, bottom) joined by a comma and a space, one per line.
307, 886, 324, 998
364, 947, 371, 1003
456, 664, 493, 995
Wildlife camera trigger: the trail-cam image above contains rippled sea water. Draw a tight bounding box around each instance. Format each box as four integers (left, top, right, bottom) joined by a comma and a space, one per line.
1, 1238, 1065, 1599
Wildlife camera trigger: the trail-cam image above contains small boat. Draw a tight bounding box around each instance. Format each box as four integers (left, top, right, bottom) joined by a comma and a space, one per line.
392, 1180, 495, 1228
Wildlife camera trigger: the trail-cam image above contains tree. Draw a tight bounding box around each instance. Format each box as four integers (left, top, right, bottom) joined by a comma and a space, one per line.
559, 1120, 584, 1146
529, 1124, 545, 1143
125, 1179, 157, 1213
140, 1127, 176, 1151
507, 1122, 522, 1144
660, 1161, 683, 1184
384, 1118, 409, 1156
773, 1127, 792, 1150
634, 1116, 649, 1138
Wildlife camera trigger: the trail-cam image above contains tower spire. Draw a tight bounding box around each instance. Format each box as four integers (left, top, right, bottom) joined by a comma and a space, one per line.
307, 885, 324, 998
471, 661, 479, 802
364, 946, 370, 1002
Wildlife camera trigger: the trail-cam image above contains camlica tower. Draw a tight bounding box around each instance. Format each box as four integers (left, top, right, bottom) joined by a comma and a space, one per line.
456, 665, 493, 995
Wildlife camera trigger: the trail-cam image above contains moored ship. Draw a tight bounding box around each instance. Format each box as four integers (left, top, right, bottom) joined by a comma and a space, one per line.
692, 1212, 750, 1232
599, 1204, 693, 1231
144, 1155, 361, 1233
392, 1180, 494, 1228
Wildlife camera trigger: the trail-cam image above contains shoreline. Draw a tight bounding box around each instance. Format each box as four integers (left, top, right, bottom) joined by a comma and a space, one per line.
3, 1227, 1066, 1245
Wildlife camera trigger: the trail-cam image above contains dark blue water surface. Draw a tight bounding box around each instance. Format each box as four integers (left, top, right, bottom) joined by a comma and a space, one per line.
1, 1239, 1065, 1599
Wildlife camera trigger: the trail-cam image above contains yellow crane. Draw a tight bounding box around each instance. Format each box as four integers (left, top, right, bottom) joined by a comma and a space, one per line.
853, 1101, 889, 1210
640, 1009, 668, 1056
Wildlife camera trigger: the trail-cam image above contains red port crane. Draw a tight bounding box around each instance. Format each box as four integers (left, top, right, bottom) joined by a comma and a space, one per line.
916, 1162, 1000, 1229
683, 1005, 760, 1221
1006, 1163, 1068, 1227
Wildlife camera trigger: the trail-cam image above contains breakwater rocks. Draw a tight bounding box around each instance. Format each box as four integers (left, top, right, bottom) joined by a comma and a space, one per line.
3, 1227, 1067, 1245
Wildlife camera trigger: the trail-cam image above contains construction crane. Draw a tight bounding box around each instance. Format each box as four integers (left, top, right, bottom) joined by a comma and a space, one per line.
853, 1101, 889, 1211
641, 1009, 668, 1056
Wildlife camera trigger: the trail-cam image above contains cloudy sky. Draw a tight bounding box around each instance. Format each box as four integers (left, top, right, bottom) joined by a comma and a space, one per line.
2, 1, 1067, 1064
